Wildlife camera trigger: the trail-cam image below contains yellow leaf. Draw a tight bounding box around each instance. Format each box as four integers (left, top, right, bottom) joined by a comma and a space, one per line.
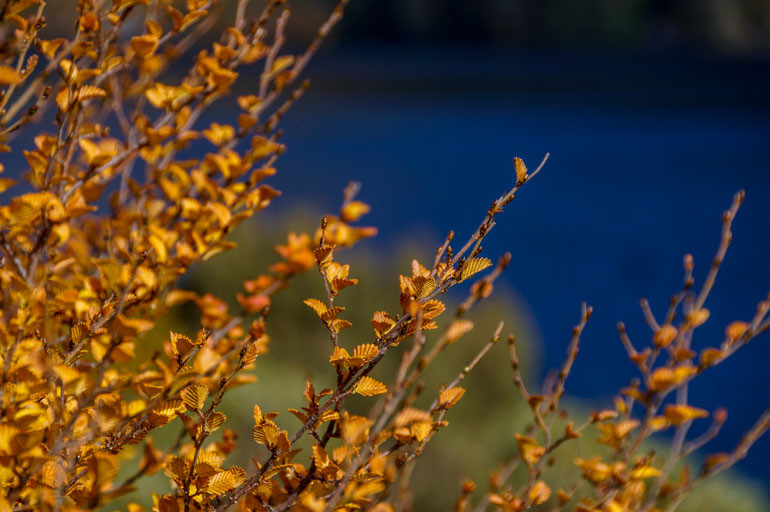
664, 404, 708, 425
71, 322, 89, 343
412, 275, 435, 298
0, 177, 16, 193
438, 387, 466, 409
653, 324, 678, 347
529, 481, 551, 505
445, 319, 473, 344
349, 343, 378, 366
270, 55, 294, 74
686, 308, 710, 328
206, 470, 235, 494
340, 413, 372, 445
154, 400, 184, 417
394, 408, 432, 428
460, 257, 493, 281
130, 34, 159, 57
181, 384, 208, 411
77, 85, 107, 102
630, 465, 662, 479
354, 376, 387, 397
371, 311, 395, 337
515, 433, 545, 466
699, 347, 724, 368
38, 38, 66, 58
725, 321, 749, 342
0, 65, 21, 85
206, 412, 226, 432
202, 123, 235, 146
410, 421, 432, 442
340, 200, 371, 222
514, 156, 528, 184
145, 82, 190, 110
303, 298, 327, 318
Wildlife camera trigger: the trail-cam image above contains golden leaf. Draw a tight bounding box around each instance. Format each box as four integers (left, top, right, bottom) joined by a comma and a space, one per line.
394, 408, 432, 428
206, 412, 226, 432
664, 404, 708, 425
529, 481, 551, 505
575, 456, 612, 483
38, 38, 66, 58
0, 177, 16, 193
77, 85, 107, 101
699, 347, 724, 368
460, 257, 493, 281
354, 376, 387, 397
686, 308, 710, 328
341, 200, 371, 222
725, 321, 749, 342
445, 319, 473, 344
165, 457, 189, 486
371, 311, 395, 337
270, 55, 295, 74
202, 123, 235, 146
412, 275, 435, 298
630, 466, 662, 479
71, 322, 89, 343
181, 384, 208, 411
155, 400, 184, 416
340, 413, 373, 446
438, 387, 466, 409
169, 332, 196, 360
515, 433, 545, 466
321, 306, 345, 323
303, 298, 328, 318
410, 421, 432, 442
130, 34, 159, 57
349, 343, 378, 367
649, 365, 697, 392
514, 156, 528, 184
145, 82, 190, 110
422, 299, 445, 319
206, 470, 235, 494
314, 244, 334, 269
0, 65, 22, 86
653, 324, 678, 347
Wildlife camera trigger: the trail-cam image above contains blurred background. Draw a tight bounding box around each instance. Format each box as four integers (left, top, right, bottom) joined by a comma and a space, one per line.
7, 0, 770, 509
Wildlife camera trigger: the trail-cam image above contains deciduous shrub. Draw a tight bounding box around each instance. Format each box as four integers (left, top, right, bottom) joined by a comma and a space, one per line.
0, 1, 767, 511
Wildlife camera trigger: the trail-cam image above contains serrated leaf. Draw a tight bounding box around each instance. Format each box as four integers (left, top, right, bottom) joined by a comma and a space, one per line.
514, 156, 528, 184
439, 387, 465, 408
206, 470, 235, 494
412, 276, 435, 298
445, 319, 473, 344
371, 311, 395, 337
206, 412, 226, 432
181, 384, 208, 411
460, 257, 493, 281
71, 322, 89, 343
303, 298, 327, 318
354, 376, 387, 397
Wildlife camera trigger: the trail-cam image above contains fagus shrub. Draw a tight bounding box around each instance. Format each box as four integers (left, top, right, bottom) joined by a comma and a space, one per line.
0, 1, 767, 511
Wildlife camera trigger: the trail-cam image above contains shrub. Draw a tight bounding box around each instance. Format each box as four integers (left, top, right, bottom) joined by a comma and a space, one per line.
0, 1, 767, 511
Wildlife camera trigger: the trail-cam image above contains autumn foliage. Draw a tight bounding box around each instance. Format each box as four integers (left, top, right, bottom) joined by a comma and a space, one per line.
0, 1, 768, 511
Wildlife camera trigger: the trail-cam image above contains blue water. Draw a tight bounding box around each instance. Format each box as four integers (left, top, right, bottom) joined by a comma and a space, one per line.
267, 52, 770, 484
